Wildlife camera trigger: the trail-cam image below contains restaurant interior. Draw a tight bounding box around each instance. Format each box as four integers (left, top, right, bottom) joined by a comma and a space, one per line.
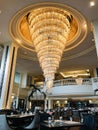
0, 0, 98, 130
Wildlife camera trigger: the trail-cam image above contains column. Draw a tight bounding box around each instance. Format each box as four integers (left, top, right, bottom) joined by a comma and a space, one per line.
0, 42, 19, 109
48, 99, 53, 110
45, 98, 48, 110
93, 68, 98, 77
21, 73, 28, 88
92, 20, 98, 57
92, 21, 98, 94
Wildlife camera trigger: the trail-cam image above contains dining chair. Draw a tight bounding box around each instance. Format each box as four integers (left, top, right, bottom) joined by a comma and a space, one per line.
72, 110, 80, 122
39, 112, 50, 123
17, 109, 40, 130
80, 114, 95, 130
0, 114, 13, 130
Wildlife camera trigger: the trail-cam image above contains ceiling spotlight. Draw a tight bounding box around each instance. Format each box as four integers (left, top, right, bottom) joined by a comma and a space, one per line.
90, 1, 95, 7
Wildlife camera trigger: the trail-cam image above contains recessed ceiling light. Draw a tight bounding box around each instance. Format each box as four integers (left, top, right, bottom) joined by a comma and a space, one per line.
83, 23, 87, 29
90, 1, 95, 7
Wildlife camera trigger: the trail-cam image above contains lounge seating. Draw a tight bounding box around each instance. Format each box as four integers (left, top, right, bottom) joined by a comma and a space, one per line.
16, 110, 40, 130
0, 114, 13, 130
39, 112, 50, 123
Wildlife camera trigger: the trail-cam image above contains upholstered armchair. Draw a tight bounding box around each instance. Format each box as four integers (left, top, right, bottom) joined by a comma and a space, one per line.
0, 114, 13, 130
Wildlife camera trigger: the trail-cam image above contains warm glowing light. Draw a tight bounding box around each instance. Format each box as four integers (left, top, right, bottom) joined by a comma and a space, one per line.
90, 1, 95, 7
9, 3, 88, 91
60, 69, 90, 78
89, 100, 92, 103
27, 7, 73, 90
83, 23, 87, 29
64, 100, 68, 104
56, 100, 60, 103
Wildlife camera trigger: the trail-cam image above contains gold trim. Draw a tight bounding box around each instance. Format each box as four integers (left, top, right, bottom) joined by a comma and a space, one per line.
9, 2, 88, 52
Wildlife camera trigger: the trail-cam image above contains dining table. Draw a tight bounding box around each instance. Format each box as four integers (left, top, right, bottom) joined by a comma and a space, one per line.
40, 119, 84, 130
7, 113, 35, 128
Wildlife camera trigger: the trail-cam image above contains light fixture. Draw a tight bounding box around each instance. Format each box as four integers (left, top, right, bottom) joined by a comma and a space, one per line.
60, 69, 90, 78
10, 3, 88, 92
89, 100, 92, 103
27, 7, 72, 90
64, 100, 68, 104
56, 100, 60, 104
90, 1, 95, 7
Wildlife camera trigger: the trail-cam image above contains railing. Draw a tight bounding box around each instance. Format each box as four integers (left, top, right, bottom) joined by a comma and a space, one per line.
53, 78, 93, 87
14, 77, 98, 91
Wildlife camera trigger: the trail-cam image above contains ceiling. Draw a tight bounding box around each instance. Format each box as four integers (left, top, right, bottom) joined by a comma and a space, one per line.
0, 0, 98, 82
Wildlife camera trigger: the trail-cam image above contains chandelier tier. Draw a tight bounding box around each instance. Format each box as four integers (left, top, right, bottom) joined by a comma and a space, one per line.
27, 7, 72, 90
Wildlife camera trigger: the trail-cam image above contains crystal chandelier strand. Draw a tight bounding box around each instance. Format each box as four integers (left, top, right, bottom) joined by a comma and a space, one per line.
33, 35, 68, 48
36, 41, 66, 51
28, 8, 71, 27
29, 19, 70, 35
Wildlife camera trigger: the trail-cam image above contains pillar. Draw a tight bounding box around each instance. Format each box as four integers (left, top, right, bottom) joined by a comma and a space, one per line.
48, 99, 52, 110
45, 98, 48, 110
0, 42, 19, 109
92, 20, 98, 57
21, 73, 28, 88
93, 68, 98, 77
44, 98, 52, 110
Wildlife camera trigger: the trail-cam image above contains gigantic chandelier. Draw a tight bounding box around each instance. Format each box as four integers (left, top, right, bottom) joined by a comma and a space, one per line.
27, 7, 72, 90
10, 3, 88, 91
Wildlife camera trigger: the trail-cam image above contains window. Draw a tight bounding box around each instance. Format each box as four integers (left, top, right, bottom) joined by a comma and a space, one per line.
14, 72, 21, 84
